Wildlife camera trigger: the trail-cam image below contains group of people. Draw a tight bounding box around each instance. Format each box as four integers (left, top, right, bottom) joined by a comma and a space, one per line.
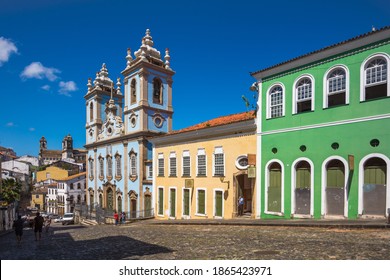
113, 211, 126, 225
13, 212, 52, 244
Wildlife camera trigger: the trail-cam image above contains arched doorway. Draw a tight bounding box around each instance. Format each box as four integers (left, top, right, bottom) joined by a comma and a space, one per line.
117, 196, 122, 213
234, 172, 253, 217
266, 161, 283, 214
129, 191, 138, 218
144, 188, 152, 217
99, 194, 103, 207
293, 160, 312, 216
325, 159, 346, 217
106, 188, 114, 210
363, 157, 387, 216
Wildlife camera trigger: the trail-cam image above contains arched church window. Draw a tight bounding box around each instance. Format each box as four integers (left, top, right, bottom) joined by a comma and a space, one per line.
89, 102, 94, 122
153, 78, 163, 104
131, 79, 137, 104
107, 155, 113, 180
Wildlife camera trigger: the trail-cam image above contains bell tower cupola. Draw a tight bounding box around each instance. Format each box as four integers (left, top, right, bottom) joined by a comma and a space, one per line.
85, 63, 124, 144
121, 29, 175, 135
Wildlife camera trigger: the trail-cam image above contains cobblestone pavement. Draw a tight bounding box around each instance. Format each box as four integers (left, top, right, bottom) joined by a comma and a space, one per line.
1, 221, 390, 260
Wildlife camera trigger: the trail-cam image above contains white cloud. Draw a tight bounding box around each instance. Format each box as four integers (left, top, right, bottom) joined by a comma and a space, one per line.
59, 81, 78, 97
6, 122, 15, 127
0, 37, 18, 66
20, 62, 60, 81
41, 85, 50, 91
29, 127, 35, 132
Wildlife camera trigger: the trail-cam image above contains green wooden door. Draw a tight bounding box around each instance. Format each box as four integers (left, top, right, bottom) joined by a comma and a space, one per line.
170, 188, 176, 218
198, 190, 205, 214
326, 160, 345, 216
215, 190, 223, 217
183, 189, 190, 216
144, 195, 151, 217
268, 163, 282, 213
158, 188, 164, 215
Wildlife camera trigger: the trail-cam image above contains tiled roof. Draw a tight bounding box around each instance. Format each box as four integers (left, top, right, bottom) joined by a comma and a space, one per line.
57, 171, 86, 181
250, 26, 390, 76
40, 150, 62, 157
0, 151, 17, 159
168, 111, 256, 136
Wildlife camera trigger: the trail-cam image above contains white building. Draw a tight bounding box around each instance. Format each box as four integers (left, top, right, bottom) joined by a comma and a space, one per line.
17, 155, 39, 167
56, 172, 86, 215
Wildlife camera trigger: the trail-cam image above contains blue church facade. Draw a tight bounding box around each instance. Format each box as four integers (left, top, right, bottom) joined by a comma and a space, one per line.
84, 30, 174, 217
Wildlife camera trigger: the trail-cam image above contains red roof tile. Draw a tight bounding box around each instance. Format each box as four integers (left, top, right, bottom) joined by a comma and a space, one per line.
168, 111, 256, 135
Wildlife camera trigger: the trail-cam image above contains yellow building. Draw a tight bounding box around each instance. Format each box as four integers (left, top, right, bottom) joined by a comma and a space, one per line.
31, 186, 48, 211
151, 111, 256, 220
36, 166, 69, 183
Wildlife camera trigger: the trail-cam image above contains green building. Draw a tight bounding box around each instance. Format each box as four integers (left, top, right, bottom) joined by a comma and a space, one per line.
251, 27, 390, 220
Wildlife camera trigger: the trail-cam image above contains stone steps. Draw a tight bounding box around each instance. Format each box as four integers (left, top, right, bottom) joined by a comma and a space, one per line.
80, 219, 98, 226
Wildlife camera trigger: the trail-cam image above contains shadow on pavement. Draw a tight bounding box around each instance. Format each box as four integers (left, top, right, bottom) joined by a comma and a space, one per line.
0, 226, 172, 260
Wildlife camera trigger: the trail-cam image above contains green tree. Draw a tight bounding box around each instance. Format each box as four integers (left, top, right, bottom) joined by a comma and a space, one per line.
0, 178, 21, 203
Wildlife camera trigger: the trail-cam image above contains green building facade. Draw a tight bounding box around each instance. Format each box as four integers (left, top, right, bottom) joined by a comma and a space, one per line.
251, 27, 390, 219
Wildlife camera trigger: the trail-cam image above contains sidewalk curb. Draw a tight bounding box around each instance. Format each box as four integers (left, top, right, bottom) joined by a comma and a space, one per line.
143, 219, 390, 229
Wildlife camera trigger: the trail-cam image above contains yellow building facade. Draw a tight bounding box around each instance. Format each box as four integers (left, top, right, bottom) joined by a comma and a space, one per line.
151, 112, 257, 220
36, 166, 69, 183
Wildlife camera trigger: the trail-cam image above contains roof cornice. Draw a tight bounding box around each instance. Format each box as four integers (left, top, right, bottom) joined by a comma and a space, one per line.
150, 119, 256, 146
251, 27, 390, 80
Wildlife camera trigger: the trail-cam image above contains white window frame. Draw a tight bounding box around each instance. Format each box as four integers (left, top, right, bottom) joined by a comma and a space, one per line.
196, 188, 207, 216
106, 155, 112, 178
360, 53, 390, 101
323, 65, 350, 108
267, 83, 285, 119
169, 152, 177, 177
130, 153, 137, 176
213, 146, 225, 177
158, 153, 164, 177
99, 156, 104, 179
292, 74, 315, 114
115, 154, 122, 178
196, 148, 207, 176
147, 164, 153, 180
182, 150, 191, 177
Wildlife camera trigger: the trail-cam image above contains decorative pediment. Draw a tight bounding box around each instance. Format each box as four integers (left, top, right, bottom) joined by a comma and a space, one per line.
128, 190, 138, 200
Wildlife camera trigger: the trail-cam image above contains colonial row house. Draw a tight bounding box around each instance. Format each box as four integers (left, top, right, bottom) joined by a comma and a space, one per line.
251, 26, 390, 220
150, 111, 257, 220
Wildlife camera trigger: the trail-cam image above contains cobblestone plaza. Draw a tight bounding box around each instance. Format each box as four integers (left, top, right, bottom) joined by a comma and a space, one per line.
1, 221, 389, 260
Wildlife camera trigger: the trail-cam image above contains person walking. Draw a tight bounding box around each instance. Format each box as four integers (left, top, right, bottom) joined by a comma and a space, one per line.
44, 216, 51, 233
113, 211, 119, 226
238, 195, 244, 216
120, 212, 126, 225
13, 215, 24, 244
33, 212, 44, 241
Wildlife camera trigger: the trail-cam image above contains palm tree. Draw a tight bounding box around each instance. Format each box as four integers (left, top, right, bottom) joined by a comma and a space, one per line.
0, 178, 21, 204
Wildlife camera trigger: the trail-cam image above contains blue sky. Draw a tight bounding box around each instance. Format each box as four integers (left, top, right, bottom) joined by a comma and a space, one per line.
0, 0, 389, 157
